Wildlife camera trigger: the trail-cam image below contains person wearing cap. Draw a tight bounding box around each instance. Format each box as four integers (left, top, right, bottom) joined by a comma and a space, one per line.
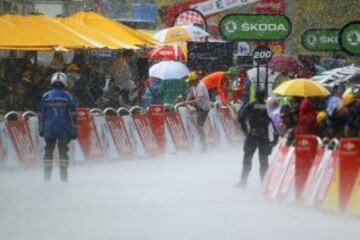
39, 72, 77, 182
238, 89, 278, 187
340, 89, 360, 137
201, 67, 236, 105
185, 71, 212, 151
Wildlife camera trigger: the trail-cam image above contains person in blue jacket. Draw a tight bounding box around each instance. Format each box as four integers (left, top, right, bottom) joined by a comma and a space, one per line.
39, 72, 77, 182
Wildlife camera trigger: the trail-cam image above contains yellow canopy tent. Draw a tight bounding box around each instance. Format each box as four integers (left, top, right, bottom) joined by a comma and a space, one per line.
54, 16, 139, 50
0, 17, 65, 50
0, 13, 101, 49
69, 11, 159, 46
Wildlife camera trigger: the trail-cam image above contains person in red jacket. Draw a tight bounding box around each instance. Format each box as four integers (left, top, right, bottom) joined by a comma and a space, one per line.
202, 69, 235, 105
295, 98, 320, 136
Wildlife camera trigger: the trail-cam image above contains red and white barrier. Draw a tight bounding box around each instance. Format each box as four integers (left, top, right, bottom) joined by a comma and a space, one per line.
76, 108, 104, 160
130, 107, 160, 156
165, 110, 190, 151
217, 107, 243, 143
5, 112, 37, 166
264, 135, 360, 215
91, 109, 119, 160
104, 108, 133, 157
177, 106, 202, 150
148, 105, 166, 151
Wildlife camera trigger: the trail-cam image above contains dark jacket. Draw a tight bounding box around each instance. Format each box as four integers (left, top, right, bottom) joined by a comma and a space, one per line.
39, 87, 77, 139
239, 100, 278, 142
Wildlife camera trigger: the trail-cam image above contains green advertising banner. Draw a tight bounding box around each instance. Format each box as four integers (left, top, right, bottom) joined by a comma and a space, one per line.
339, 21, 360, 56
219, 14, 292, 41
301, 29, 340, 51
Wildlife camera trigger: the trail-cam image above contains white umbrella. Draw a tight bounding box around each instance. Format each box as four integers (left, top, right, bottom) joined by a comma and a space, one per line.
154, 25, 209, 43
312, 65, 360, 88
149, 61, 189, 80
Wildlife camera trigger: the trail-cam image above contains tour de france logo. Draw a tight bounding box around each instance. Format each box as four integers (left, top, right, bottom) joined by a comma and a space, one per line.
346, 30, 360, 47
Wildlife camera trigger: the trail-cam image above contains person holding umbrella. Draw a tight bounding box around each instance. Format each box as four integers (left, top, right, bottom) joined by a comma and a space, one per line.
184, 71, 212, 151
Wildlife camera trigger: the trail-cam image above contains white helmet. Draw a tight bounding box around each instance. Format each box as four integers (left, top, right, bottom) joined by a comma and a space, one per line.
51, 72, 67, 86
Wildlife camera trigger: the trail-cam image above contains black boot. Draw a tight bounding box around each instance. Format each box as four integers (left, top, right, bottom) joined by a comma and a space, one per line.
44, 159, 52, 181
60, 159, 68, 182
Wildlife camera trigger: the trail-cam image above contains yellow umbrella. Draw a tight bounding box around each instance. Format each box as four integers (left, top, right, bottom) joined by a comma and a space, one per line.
69, 11, 159, 46
272, 78, 330, 97
154, 25, 209, 43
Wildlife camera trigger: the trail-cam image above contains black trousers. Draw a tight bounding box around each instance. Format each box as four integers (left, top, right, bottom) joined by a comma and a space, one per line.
241, 135, 271, 182
44, 138, 70, 161
196, 107, 209, 150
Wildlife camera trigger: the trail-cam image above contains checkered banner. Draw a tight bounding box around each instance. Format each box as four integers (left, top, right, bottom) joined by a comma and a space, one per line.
173, 9, 207, 31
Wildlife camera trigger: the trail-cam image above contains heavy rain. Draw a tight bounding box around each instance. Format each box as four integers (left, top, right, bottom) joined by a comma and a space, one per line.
0, 1, 359, 240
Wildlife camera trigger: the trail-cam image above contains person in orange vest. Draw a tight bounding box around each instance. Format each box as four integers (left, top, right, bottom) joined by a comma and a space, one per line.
201, 67, 236, 105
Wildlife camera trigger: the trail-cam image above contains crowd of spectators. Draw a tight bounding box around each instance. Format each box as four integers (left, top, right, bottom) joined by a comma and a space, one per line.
267, 83, 360, 147
0, 50, 150, 114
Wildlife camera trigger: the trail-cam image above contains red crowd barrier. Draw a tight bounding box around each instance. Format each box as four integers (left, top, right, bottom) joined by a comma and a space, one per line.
264, 134, 360, 215
6, 119, 37, 165
217, 107, 242, 143
105, 115, 133, 156
262, 144, 290, 198
339, 138, 360, 211
294, 135, 319, 201
165, 111, 190, 151
132, 113, 160, 155
148, 105, 165, 150
76, 108, 104, 160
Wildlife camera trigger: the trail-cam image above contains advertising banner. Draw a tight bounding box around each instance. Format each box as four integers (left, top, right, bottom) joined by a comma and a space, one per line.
190, 0, 258, 17
121, 115, 146, 157
314, 149, 339, 207
6, 120, 37, 165
76, 108, 104, 160
92, 115, 119, 160
294, 135, 318, 201
302, 149, 333, 206
262, 144, 289, 197
339, 138, 360, 211
177, 107, 202, 150
207, 108, 228, 146
188, 41, 234, 72
166, 111, 190, 151
26, 116, 44, 162
217, 107, 242, 143
0, 121, 19, 167
254, 0, 285, 14
270, 147, 295, 199
132, 114, 160, 155
301, 29, 340, 51
148, 105, 166, 150
219, 14, 292, 41
106, 116, 133, 156
339, 21, 360, 56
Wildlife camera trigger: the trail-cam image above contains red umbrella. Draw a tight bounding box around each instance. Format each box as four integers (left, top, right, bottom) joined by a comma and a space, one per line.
268, 55, 303, 76
146, 45, 186, 61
